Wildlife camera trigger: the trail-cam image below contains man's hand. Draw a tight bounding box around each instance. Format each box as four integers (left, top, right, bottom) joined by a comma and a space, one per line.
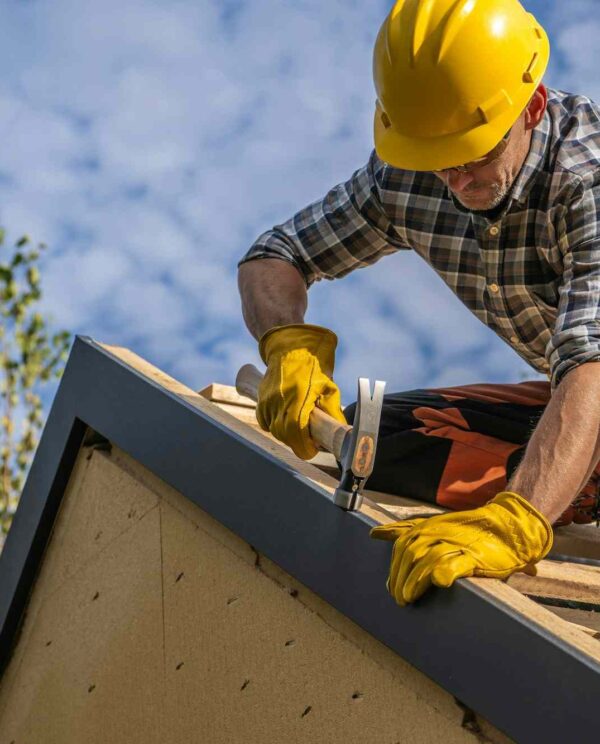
257, 323, 346, 459
370, 492, 553, 606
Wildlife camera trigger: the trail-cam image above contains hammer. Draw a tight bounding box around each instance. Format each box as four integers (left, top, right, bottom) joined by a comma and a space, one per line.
236, 364, 386, 511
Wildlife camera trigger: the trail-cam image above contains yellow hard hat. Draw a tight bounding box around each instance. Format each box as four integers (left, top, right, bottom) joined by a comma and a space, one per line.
373, 0, 550, 171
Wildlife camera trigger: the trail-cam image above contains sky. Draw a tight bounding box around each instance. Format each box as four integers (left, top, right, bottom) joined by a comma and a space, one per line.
0, 0, 598, 411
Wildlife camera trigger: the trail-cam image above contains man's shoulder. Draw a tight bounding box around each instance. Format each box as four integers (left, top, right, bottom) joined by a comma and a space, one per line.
546, 88, 600, 186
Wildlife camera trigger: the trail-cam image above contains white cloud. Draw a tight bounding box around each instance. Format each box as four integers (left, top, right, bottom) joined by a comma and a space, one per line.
0, 0, 593, 416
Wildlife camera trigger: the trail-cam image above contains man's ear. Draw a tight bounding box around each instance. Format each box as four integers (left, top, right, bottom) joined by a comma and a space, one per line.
524, 83, 548, 131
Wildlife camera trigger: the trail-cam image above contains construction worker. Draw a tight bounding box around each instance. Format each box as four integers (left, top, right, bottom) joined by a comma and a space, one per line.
237, 0, 600, 606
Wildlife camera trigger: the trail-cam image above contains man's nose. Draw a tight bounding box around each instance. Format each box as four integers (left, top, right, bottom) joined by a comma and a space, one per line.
445, 169, 476, 192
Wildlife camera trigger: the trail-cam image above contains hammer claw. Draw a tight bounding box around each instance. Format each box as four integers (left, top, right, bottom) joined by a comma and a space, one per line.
334, 377, 386, 511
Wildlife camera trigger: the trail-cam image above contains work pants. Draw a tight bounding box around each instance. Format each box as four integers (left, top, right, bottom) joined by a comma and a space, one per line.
343, 380, 599, 527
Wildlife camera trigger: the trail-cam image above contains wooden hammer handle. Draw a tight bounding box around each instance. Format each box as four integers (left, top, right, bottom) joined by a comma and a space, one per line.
235, 364, 350, 460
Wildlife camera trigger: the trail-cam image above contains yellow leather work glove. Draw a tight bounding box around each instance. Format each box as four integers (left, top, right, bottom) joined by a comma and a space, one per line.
257, 323, 346, 460
370, 492, 553, 606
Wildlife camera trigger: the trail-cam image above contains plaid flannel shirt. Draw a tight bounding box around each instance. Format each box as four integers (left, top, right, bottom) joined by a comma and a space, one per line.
239, 88, 600, 387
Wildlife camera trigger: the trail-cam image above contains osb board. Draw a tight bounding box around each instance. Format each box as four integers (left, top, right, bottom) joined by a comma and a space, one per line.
0, 500, 164, 743
0, 445, 512, 744
0, 443, 162, 724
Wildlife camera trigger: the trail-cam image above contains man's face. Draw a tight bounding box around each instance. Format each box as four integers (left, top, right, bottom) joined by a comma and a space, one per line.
434, 115, 531, 212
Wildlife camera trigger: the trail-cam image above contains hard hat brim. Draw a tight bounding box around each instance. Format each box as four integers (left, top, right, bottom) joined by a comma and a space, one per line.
374, 92, 535, 171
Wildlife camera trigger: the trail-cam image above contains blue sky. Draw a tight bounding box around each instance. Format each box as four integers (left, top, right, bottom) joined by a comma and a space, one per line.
0, 0, 598, 409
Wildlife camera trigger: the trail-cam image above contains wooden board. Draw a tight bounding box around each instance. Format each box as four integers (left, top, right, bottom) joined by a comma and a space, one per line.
544, 606, 600, 637
198, 383, 256, 409
507, 560, 600, 606
552, 524, 600, 561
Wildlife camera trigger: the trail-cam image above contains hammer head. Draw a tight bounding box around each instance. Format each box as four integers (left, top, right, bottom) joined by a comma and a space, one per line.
334, 377, 386, 511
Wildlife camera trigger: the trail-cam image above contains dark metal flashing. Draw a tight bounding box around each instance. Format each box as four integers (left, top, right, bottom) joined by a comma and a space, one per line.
0, 336, 599, 743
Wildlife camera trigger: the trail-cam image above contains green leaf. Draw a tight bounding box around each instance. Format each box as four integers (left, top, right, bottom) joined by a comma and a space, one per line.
26, 267, 40, 286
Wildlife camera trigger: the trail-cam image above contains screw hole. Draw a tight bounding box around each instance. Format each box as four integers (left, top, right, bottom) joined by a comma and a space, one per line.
176, 662, 184, 670
301, 706, 312, 718
175, 572, 184, 583
241, 679, 250, 691
88, 684, 96, 693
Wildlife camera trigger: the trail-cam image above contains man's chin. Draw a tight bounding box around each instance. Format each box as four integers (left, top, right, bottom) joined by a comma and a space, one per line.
454, 189, 492, 210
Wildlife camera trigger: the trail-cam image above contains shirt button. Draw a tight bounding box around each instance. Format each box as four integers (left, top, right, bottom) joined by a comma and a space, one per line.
489, 225, 500, 236
489, 283, 500, 293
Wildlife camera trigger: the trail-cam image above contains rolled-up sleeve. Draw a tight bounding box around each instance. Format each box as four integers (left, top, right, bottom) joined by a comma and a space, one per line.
547, 177, 600, 387
238, 150, 410, 287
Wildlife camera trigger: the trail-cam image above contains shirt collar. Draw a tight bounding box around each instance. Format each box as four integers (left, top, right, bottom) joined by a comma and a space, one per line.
510, 108, 550, 206
446, 110, 551, 219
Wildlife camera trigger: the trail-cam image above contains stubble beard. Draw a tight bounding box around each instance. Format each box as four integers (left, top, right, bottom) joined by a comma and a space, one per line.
453, 178, 511, 212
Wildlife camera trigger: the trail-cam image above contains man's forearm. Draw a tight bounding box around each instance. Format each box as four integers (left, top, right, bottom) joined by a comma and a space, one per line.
238, 259, 308, 340
508, 361, 600, 523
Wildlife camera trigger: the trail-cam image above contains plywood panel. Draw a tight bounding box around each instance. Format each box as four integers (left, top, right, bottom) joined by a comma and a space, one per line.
0, 445, 160, 723
37, 446, 160, 602
159, 498, 508, 744
0, 505, 164, 743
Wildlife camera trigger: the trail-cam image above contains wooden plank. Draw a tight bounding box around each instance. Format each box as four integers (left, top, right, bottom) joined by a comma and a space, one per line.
469, 578, 600, 659
507, 560, 600, 605
206, 402, 259, 427
198, 382, 256, 409
552, 524, 600, 561
544, 606, 600, 638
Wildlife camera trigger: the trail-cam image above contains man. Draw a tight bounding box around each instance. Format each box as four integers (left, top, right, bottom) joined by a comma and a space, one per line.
237, 0, 600, 606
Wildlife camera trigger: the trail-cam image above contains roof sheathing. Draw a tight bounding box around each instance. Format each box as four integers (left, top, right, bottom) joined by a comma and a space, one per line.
0, 336, 599, 743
